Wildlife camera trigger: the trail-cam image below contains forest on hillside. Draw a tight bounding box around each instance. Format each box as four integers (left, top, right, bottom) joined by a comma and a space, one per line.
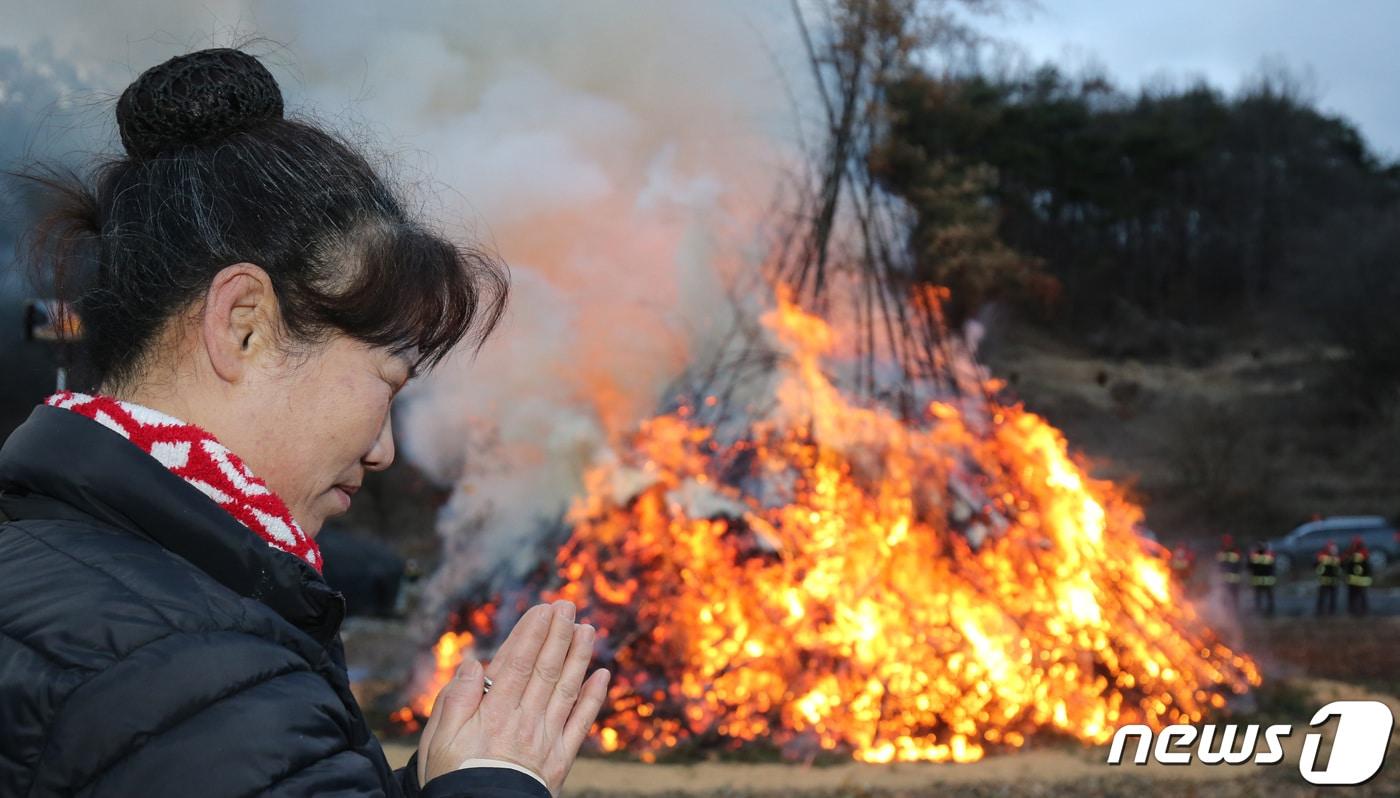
877, 59, 1400, 403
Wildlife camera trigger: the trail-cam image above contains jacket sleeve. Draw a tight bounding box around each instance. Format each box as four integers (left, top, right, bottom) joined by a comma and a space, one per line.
36, 625, 551, 798
396, 754, 552, 798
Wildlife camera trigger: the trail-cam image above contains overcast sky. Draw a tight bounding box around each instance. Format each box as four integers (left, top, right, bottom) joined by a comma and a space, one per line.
999, 0, 1400, 160
0, 1, 1395, 158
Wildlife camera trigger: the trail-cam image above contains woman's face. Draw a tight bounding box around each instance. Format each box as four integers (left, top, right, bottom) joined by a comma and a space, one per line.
244, 335, 412, 536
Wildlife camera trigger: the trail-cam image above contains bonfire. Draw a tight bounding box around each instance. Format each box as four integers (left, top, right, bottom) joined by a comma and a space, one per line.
392, 286, 1259, 764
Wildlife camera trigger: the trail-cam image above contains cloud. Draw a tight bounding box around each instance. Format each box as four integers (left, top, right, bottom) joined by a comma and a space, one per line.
1000, 0, 1400, 159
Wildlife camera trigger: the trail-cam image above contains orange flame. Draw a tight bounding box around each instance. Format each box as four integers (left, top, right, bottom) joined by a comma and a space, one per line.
399, 289, 1258, 763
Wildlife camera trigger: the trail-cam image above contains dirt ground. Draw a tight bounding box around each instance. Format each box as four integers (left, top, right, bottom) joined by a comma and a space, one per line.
375, 677, 1398, 797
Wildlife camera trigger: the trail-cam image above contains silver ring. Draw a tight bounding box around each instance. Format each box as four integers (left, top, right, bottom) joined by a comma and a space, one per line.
482, 676, 494, 695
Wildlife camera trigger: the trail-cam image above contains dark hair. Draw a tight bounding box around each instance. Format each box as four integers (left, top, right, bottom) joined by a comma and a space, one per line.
21, 48, 507, 388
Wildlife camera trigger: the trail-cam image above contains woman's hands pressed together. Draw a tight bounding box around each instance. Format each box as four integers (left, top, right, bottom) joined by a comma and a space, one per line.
416, 601, 611, 796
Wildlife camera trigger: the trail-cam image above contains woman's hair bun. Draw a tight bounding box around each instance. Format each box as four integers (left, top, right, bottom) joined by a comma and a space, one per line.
116, 48, 284, 159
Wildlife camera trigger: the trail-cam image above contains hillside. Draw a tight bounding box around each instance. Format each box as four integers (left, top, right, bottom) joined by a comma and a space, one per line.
980, 313, 1400, 545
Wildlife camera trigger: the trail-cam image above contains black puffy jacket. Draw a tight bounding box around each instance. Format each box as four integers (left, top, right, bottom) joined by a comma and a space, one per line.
0, 405, 548, 798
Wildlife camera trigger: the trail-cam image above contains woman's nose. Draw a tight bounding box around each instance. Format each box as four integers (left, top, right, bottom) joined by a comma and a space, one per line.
363, 413, 396, 472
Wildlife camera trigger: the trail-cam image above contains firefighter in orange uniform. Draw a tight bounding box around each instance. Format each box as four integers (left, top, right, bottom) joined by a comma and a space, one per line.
1314, 540, 1341, 617
1343, 535, 1372, 617
1217, 534, 1243, 608
1248, 542, 1276, 616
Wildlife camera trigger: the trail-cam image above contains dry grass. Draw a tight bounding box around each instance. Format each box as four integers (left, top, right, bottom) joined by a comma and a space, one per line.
374, 676, 1399, 797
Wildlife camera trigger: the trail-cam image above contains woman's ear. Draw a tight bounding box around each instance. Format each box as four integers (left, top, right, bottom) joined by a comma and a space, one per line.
201, 263, 279, 384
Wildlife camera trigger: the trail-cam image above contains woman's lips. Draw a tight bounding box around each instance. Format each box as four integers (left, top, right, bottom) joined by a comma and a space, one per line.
332, 484, 358, 511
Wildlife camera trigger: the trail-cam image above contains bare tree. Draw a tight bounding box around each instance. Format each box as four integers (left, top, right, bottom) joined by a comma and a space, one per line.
772, 0, 1009, 410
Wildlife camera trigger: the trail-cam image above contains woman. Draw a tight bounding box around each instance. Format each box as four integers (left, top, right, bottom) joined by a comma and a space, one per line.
0, 48, 609, 797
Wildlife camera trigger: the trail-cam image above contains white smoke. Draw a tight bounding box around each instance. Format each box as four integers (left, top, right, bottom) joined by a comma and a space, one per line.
324, 4, 813, 612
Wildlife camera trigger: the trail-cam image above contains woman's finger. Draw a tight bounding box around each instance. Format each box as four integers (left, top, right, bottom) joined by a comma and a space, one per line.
483, 604, 548, 680
542, 624, 596, 732
418, 656, 482, 783
553, 668, 611, 778
482, 603, 549, 686
419, 676, 448, 752
517, 603, 578, 715
417, 688, 444, 785
482, 602, 557, 706
432, 658, 487, 746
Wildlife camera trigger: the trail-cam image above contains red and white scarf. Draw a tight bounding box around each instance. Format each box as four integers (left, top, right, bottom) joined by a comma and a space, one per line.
46, 391, 322, 571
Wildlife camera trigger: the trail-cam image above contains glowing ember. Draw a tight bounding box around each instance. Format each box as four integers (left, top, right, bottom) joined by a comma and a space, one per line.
397, 289, 1259, 763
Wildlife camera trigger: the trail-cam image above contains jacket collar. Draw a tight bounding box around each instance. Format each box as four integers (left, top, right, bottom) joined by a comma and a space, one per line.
0, 405, 345, 645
